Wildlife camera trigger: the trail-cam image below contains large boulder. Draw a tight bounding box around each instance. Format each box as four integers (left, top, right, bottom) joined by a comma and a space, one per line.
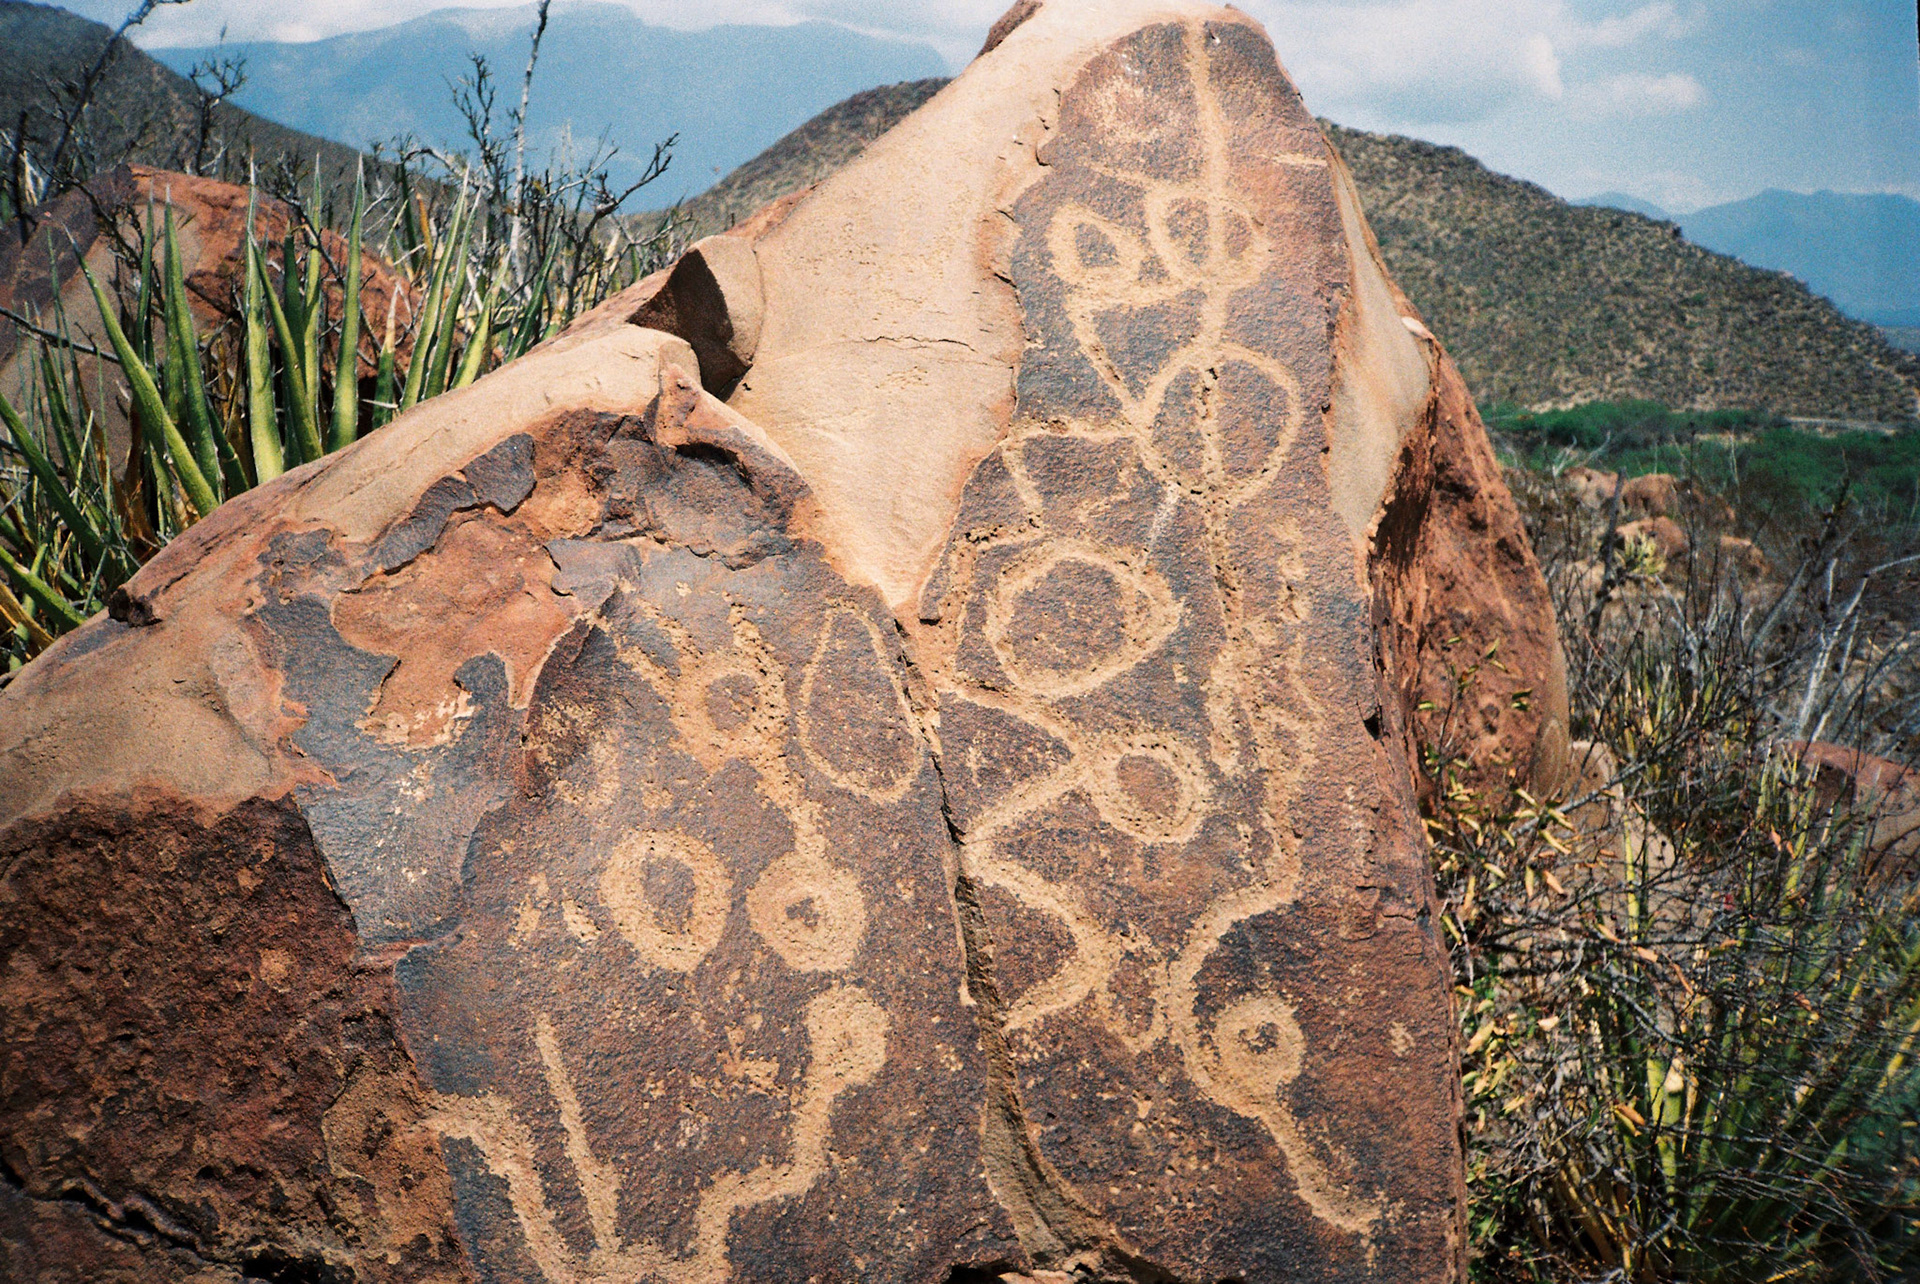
1, 4, 1566, 1280
1792, 741, 1920, 881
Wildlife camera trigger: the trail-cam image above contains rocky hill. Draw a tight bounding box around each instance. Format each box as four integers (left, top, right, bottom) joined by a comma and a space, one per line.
0, 1, 363, 198
1327, 124, 1920, 423
667, 77, 1920, 423
673, 78, 948, 239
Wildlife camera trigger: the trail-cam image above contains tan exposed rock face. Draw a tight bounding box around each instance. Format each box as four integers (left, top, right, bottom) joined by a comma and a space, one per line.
1, 4, 1569, 1280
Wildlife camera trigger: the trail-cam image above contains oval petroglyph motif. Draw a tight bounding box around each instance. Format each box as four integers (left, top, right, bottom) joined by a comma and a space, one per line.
983, 539, 1179, 699
1083, 731, 1211, 845
796, 607, 922, 804
599, 830, 733, 972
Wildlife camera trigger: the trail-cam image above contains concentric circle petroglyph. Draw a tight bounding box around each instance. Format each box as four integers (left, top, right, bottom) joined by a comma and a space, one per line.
747, 848, 867, 973
1210, 992, 1305, 1095
677, 652, 782, 773
599, 830, 733, 972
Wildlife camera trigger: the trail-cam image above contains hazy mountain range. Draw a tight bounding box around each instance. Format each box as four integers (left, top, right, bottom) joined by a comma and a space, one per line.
1579, 189, 1920, 329
0, 0, 363, 192
151, 2, 946, 202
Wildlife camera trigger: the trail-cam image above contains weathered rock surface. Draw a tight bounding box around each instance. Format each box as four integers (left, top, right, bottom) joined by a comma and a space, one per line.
1, 4, 1569, 1281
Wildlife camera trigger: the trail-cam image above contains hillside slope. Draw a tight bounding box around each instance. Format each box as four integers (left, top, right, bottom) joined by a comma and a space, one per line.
665, 78, 1920, 423
1328, 124, 1920, 422
673, 78, 948, 239
0, 0, 363, 195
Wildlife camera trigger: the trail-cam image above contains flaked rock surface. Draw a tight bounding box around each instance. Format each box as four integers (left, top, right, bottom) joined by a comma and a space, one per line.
0, 4, 1569, 1281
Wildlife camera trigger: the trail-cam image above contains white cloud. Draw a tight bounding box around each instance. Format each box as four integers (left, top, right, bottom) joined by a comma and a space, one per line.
1615, 168, 1724, 214
1569, 71, 1705, 117
1574, 2, 1692, 48
97, 0, 1703, 96
95, 0, 976, 53
1245, 0, 1695, 123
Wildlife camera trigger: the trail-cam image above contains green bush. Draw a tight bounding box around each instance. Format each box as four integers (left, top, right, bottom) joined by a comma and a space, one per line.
1483, 400, 1920, 525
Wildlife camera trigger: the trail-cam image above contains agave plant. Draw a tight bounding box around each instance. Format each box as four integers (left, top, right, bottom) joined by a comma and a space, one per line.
0, 156, 680, 670
1435, 511, 1920, 1283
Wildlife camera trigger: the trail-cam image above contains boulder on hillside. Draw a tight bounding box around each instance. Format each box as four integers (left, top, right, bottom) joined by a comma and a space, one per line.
0, 165, 418, 463
1, 4, 1567, 1281
1620, 472, 1735, 525
1564, 464, 1620, 510
1715, 533, 1769, 580
1792, 741, 1920, 880
1616, 515, 1690, 566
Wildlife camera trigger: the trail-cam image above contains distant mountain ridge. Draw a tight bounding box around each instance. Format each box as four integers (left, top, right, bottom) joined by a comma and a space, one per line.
1576, 191, 1673, 223
152, 3, 947, 201
1579, 188, 1920, 328
1331, 125, 1920, 422
0, 0, 365, 195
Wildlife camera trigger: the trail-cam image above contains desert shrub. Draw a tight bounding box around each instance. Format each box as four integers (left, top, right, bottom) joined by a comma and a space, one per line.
0, 167, 677, 669
1484, 401, 1784, 457
1434, 476, 1920, 1281
1486, 400, 1920, 527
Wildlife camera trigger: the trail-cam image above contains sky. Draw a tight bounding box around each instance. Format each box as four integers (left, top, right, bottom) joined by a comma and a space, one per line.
63, 0, 1920, 213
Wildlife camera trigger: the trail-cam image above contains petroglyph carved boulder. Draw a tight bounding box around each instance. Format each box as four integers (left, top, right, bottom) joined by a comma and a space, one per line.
1, 4, 1568, 1281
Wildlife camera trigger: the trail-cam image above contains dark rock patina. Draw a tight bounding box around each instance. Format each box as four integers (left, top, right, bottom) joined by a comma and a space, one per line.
0, 4, 1557, 1280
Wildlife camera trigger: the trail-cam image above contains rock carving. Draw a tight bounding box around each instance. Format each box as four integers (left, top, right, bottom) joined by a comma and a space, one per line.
0, 4, 1572, 1282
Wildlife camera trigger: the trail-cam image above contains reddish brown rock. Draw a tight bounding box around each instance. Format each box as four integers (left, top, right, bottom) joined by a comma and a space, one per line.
1564, 465, 1620, 510
1620, 472, 1734, 525
1373, 332, 1570, 800
1715, 533, 1769, 580
0, 4, 1570, 1280
1616, 514, 1690, 564
1791, 741, 1920, 879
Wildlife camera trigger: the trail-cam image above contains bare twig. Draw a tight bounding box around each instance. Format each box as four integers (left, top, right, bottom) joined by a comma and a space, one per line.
44, 0, 196, 193
0, 306, 117, 363
506, 0, 552, 275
